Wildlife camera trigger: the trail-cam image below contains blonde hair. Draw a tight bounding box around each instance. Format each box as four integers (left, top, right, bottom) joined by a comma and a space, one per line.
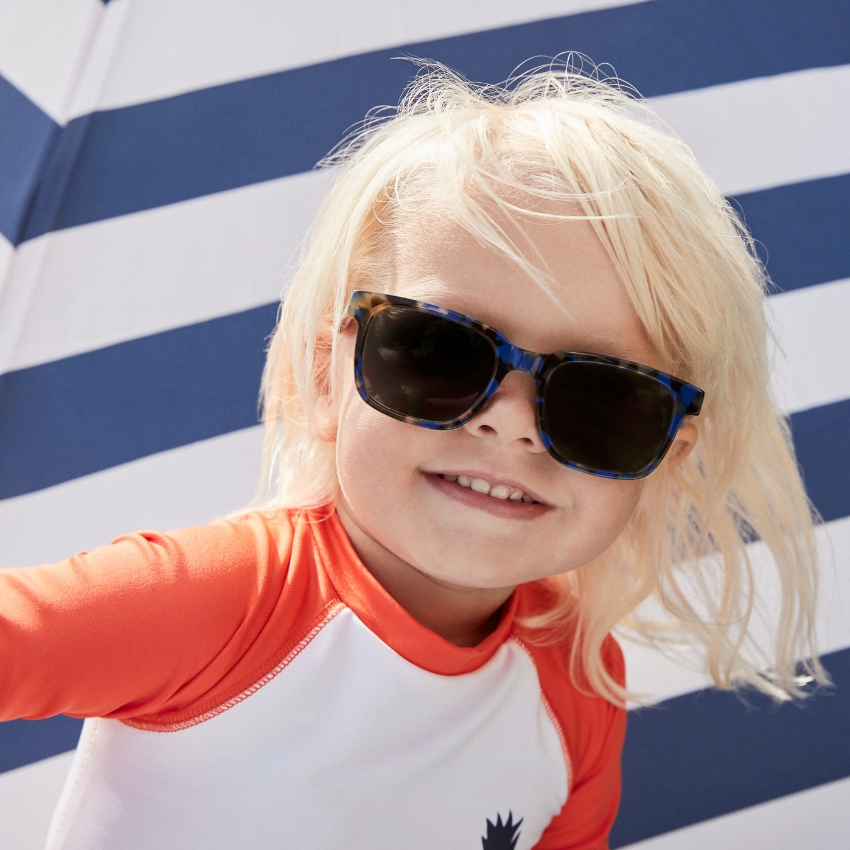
259, 58, 826, 703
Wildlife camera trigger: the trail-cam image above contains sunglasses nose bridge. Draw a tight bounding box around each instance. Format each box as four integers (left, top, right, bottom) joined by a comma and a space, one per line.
499, 342, 543, 377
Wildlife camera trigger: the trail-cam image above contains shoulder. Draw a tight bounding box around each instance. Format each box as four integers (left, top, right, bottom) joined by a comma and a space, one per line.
119, 507, 341, 726
65, 509, 303, 618
116, 506, 328, 591
134, 507, 296, 568
0, 508, 326, 722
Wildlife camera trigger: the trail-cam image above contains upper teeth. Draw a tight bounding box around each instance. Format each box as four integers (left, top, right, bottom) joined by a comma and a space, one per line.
441, 474, 536, 503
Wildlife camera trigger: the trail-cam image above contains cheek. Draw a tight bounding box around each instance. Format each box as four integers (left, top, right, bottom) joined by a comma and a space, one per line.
595, 475, 644, 523
332, 338, 416, 541
335, 392, 413, 511
336, 396, 379, 492
566, 475, 646, 560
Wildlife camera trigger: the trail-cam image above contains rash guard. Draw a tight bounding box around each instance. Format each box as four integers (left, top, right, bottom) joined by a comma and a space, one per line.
0, 507, 626, 850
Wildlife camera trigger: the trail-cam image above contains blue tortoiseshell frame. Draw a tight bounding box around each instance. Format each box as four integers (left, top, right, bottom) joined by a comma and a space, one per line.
344, 291, 704, 479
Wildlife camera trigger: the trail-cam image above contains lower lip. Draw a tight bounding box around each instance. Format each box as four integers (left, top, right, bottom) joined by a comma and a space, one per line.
424, 473, 552, 519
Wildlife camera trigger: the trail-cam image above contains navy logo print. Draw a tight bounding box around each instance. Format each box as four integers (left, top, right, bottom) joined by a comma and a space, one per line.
482, 812, 523, 849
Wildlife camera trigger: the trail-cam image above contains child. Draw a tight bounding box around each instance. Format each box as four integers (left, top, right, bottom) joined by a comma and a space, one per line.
0, 61, 826, 849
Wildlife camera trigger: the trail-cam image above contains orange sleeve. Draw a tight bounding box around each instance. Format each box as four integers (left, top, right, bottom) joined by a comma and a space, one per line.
530, 635, 628, 850
0, 511, 328, 724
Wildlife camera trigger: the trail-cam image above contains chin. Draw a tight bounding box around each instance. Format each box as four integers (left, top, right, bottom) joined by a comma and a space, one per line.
416, 555, 538, 591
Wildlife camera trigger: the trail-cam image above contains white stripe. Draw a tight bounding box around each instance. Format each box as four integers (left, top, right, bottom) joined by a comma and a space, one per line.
0, 169, 335, 375
61, 0, 132, 125
4, 190, 846, 433
623, 513, 850, 704
769, 278, 850, 414
0, 419, 846, 706
0, 426, 264, 570
0, 0, 105, 124
0, 752, 75, 850
63, 0, 651, 118
818, 515, 850, 656
621, 775, 850, 849
650, 64, 850, 197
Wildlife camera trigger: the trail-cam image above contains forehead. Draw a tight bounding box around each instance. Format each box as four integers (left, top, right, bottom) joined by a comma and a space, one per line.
387, 214, 659, 367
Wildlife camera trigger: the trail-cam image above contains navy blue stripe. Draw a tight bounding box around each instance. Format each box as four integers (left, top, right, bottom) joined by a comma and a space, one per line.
611, 645, 850, 846
0, 714, 83, 774
0, 75, 59, 244
0, 304, 276, 500
15, 0, 850, 241
791, 398, 850, 524
0, 301, 847, 527
1, 174, 848, 501
735, 175, 850, 294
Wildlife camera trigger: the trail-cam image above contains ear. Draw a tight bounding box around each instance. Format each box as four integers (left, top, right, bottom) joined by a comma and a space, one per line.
314, 317, 358, 443
668, 419, 698, 466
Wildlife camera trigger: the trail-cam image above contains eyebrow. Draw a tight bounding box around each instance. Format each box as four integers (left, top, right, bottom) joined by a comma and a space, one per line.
391, 281, 454, 305
567, 333, 657, 363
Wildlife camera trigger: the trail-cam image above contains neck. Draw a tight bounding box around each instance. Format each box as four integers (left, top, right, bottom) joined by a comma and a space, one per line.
334, 500, 515, 648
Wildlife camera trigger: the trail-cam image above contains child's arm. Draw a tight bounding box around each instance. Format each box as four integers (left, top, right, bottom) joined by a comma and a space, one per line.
0, 514, 290, 723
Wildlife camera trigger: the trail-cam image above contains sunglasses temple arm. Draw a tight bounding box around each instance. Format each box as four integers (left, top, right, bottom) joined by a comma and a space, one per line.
683, 387, 704, 417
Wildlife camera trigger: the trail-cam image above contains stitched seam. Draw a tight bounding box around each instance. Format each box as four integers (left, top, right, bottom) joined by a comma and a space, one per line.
512, 636, 573, 796
123, 600, 346, 732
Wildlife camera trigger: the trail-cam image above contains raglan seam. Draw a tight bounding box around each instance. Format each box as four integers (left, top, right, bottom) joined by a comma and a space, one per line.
122, 599, 346, 732
512, 636, 573, 796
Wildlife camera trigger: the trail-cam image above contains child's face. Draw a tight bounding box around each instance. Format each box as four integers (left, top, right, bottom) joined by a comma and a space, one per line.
333, 213, 695, 593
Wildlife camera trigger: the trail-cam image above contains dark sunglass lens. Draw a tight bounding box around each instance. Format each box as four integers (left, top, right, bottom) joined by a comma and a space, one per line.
544, 362, 675, 474
361, 307, 496, 422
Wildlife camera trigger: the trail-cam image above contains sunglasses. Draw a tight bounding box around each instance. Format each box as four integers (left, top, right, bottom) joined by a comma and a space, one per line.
344, 291, 704, 480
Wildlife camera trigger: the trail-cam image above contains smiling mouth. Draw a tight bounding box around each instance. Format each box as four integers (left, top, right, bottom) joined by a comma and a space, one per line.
439, 474, 540, 504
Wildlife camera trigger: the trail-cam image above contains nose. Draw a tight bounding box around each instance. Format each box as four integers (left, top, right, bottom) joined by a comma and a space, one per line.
462, 370, 547, 453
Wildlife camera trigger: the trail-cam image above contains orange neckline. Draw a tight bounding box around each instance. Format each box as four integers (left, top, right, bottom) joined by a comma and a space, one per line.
306, 507, 520, 676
